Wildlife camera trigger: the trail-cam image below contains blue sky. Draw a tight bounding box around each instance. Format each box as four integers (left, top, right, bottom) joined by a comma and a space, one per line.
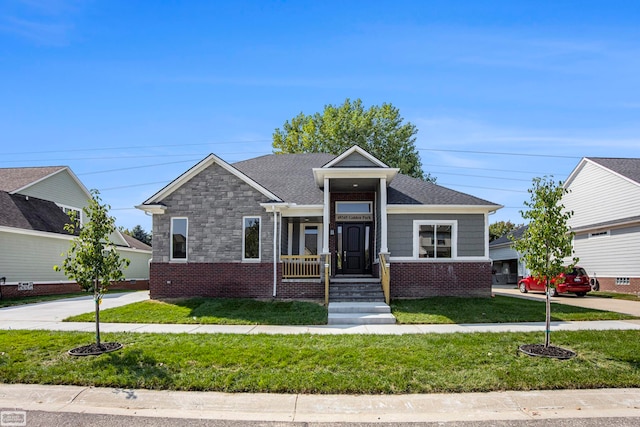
2, 0, 640, 232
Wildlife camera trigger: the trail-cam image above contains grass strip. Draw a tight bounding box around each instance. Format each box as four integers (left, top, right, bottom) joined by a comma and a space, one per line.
392, 296, 637, 324
1, 329, 639, 394
65, 298, 328, 325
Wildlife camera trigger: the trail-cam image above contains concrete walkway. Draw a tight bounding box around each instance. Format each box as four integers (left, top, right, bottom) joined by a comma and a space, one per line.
2, 289, 640, 334
493, 285, 640, 317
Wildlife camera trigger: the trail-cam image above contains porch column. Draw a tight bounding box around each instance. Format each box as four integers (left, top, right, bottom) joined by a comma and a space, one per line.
322, 177, 330, 254
380, 177, 388, 253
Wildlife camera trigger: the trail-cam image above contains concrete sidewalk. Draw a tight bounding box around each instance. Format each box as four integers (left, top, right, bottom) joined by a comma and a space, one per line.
2, 289, 640, 335
1, 384, 639, 423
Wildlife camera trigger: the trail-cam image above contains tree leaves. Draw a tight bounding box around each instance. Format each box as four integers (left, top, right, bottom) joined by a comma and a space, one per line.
272, 98, 434, 182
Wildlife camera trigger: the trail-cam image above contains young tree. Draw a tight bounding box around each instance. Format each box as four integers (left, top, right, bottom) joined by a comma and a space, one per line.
55, 190, 130, 349
513, 177, 578, 347
273, 98, 435, 182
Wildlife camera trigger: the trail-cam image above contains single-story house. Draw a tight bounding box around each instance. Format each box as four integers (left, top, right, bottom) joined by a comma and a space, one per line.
0, 166, 151, 298
137, 146, 502, 302
562, 157, 640, 294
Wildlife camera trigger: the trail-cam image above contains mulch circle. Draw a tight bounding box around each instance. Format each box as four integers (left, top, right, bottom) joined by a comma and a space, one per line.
519, 344, 576, 359
68, 342, 123, 356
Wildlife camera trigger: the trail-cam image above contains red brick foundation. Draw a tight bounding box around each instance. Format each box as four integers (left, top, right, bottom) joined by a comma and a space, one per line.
0, 279, 149, 300
150, 261, 492, 300
390, 261, 492, 298
150, 262, 323, 300
592, 277, 640, 295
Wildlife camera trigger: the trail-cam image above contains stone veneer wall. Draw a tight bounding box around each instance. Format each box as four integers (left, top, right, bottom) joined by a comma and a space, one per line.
152, 162, 274, 264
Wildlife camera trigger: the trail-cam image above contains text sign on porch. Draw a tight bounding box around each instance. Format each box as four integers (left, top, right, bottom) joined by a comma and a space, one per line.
336, 214, 373, 222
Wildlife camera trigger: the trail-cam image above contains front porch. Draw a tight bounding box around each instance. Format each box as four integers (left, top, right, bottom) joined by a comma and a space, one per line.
280, 252, 391, 305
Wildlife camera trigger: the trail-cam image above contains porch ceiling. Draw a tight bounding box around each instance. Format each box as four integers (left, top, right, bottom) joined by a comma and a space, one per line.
327, 178, 379, 192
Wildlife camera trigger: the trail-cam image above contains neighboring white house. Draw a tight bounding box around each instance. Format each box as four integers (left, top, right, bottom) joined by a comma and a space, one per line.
562, 157, 640, 294
0, 166, 151, 298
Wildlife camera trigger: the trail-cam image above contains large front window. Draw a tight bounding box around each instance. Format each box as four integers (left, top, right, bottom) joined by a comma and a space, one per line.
414, 221, 456, 259
171, 217, 188, 260
243, 216, 261, 261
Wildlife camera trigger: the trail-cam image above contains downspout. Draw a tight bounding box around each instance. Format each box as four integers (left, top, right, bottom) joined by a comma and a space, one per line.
273, 207, 278, 297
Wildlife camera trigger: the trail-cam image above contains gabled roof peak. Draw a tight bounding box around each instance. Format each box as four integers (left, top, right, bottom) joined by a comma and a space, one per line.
322, 145, 389, 169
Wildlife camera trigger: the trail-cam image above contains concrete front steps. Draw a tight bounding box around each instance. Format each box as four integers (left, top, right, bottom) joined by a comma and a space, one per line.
329, 277, 386, 302
328, 302, 396, 325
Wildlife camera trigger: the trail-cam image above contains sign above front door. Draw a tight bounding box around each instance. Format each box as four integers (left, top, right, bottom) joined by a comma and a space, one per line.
335, 202, 373, 222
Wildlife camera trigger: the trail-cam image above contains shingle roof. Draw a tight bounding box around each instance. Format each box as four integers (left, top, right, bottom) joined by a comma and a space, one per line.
234, 153, 335, 205
489, 225, 528, 247
588, 158, 640, 185
120, 233, 152, 251
0, 191, 74, 234
233, 153, 500, 207
0, 166, 66, 193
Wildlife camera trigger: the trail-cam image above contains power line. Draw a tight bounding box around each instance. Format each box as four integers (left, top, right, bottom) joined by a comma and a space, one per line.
77, 159, 201, 176
437, 183, 528, 193
419, 147, 580, 159
2, 139, 272, 156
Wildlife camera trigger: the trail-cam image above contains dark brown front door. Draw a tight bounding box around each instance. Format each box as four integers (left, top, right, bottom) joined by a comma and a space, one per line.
337, 223, 372, 275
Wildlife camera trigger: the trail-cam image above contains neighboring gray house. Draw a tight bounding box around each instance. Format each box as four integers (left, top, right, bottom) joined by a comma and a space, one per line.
562, 157, 640, 294
137, 146, 502, 302
0, 166, 152, 298
489, 225, 528, 285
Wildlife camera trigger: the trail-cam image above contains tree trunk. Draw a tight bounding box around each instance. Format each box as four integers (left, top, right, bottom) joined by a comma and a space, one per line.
94, 276, 101, 348
545, 277, 551, 347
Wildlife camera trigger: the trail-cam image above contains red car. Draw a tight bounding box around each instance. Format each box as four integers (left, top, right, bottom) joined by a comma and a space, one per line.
518, 267, 592, 297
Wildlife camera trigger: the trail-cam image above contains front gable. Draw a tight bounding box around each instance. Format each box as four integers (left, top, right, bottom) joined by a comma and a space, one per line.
322, 145, 389, 169
138, 154, 282, 213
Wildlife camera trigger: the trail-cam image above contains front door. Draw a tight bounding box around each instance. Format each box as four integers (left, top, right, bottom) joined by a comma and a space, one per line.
337, 223, 372, 275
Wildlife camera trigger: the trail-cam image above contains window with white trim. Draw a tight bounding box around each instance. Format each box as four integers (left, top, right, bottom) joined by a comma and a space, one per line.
59, 205, 82, 225
414, 220, 457, 259
243, 216, 261, 261
171, 217, 188, 260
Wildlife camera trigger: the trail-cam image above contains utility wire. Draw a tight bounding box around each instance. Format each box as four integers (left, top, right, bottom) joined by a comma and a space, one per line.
419, 147, 581, 159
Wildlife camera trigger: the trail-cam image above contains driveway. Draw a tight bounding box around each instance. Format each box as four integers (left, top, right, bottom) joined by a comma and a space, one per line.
0, 291, 150, 322
493, 285, 640, 317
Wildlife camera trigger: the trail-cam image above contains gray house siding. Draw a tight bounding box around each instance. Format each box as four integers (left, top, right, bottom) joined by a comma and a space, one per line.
387, 213, 485, 257
18, 170, 89, 210
333, 152, 379, 168
153, 162, 273, 263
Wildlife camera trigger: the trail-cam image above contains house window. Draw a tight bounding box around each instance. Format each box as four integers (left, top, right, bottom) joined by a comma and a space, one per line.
336, 202, 372, 214
303, 225, 319, 255
413, 221, 457, 259
616, 277, 630, 285
59, 205, 82, 225
243, 216, 261, 261
171, 217, 188, 260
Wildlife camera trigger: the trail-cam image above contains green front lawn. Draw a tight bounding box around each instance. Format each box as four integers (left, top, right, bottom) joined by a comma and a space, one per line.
591, 291, 640, 302
391, 296, 637, 324
65, 298, 328, 325
1, 329, 640, 394
64, 295, 635, 325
